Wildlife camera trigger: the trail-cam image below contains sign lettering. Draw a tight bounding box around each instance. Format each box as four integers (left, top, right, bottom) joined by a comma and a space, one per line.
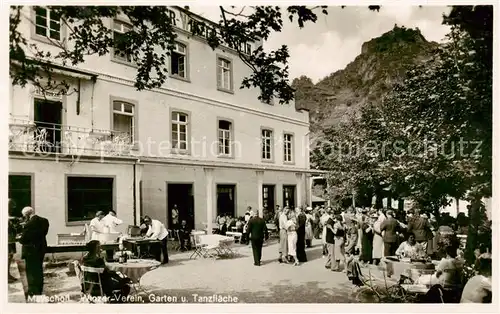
166, 7, 252, 54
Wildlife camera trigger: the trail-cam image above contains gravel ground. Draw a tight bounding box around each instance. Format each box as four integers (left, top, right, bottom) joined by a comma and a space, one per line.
9, 239, 362, 303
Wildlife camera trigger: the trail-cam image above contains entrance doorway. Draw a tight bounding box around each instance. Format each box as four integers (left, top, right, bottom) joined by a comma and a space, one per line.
216, 184, 236, 217
34, 98, 62, 153
167, 184, 194, 229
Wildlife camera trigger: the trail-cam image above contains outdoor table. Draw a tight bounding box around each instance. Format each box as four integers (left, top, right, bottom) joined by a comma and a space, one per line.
382, 256, 435, 282
106, 259, 160, 293
225, 231, 242, 243
200, 234, 235, 257
123, 238, 161, 259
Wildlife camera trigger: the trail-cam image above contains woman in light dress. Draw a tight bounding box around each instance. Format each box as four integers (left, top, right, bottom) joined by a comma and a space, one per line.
320, 209, 331, 257
305, 208, 314, 248
372, 209, 386, 265
286, 211, 299, 266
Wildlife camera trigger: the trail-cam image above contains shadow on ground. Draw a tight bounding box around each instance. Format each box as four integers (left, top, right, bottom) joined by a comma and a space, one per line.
146, 280, 354, 303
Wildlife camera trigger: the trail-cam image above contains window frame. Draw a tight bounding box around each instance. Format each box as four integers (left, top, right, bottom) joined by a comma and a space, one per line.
109, 96, 138, 147
169, 40, 190, 82
170, 108, 191, 155
111, 19, 136, 66
216, 54, 234, 93
31, 7, 65, 46
260, 127, 274, 163
65, 175, 116, 226
8, 173, 35, 217
283, 132, 295, 164
216, 117, 235, 158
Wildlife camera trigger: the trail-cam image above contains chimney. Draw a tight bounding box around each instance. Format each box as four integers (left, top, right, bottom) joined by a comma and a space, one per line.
184, 6, 190, 10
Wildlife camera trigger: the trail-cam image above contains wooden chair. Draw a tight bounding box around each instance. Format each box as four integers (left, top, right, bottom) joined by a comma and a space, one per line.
81, 265, 106, 301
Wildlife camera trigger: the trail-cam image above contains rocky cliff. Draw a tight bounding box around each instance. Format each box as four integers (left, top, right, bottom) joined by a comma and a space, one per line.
293, 25, 440, 138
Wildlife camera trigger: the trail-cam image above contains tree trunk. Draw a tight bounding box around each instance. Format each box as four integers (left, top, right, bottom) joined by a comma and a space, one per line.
387, 196, 392, 209
455, 198, 460, 217
465, 197, 482, 264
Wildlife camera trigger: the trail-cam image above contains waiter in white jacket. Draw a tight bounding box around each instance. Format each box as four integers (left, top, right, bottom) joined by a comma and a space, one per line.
89, 211, 106, 241
144, 216, 169, 264
102, 210, 123, 234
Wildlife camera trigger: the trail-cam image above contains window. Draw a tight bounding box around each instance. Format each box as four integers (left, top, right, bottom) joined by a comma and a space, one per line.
34, 7, 61, 40
67, 177, 114, 222
283, 185, 296, 208
171, 112, 188, 151
284, 133, 294, 162
217, 57, 232, 91
113, 20, 133, 63
244, 43, 252, 55
218, 120, 232, 156
261, 129, 273, 160
9, 175, 32, 217
112, 101, 134, 143
171, 42, 187, 78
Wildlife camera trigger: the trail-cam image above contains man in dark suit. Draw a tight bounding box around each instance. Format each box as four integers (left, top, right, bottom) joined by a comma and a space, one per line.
407, 209, 432, 245
19, 206, 49, 296
246, 211, 268, 266
380, 210, 400, 256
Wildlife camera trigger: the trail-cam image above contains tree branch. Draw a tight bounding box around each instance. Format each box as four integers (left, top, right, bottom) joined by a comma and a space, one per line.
218, 6, 257, 73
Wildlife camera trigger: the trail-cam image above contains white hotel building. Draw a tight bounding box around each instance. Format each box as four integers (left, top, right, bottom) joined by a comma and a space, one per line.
8, 6, 318, 243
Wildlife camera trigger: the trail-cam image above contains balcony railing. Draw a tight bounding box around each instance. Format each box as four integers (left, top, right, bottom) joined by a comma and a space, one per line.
9, 118, 135, 157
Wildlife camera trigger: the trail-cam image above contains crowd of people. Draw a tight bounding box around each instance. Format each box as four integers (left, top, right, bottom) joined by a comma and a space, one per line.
300, 204, 492, 303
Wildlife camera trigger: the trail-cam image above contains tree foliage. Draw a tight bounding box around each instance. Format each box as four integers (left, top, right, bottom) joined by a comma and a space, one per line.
312, 6, 492, 217
9, 5, 347, 104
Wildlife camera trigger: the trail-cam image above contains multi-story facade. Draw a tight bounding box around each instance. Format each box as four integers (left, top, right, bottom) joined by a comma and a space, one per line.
9, 6, 317, 243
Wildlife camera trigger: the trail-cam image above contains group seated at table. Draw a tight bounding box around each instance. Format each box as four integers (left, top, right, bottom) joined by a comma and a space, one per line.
80, 240, 132, 301
395, 233, 426, 259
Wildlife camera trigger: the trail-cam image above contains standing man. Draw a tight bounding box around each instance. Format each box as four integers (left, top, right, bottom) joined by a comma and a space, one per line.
380, 210, 400, 256
89, 211, 106, 241
246, 211, 267, 266
102, 210, 123, 234
171, 204, 180, 230
19, 207, 49, 297
407, 209, 432, 251
144, 216, 169, 264
278, 207, 289, 263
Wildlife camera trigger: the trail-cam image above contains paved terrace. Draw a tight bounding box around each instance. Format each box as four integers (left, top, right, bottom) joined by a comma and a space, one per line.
9, 239, 378, 303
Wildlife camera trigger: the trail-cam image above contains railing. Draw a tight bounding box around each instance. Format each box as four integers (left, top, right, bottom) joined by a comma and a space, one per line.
9, 118, 135, 157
